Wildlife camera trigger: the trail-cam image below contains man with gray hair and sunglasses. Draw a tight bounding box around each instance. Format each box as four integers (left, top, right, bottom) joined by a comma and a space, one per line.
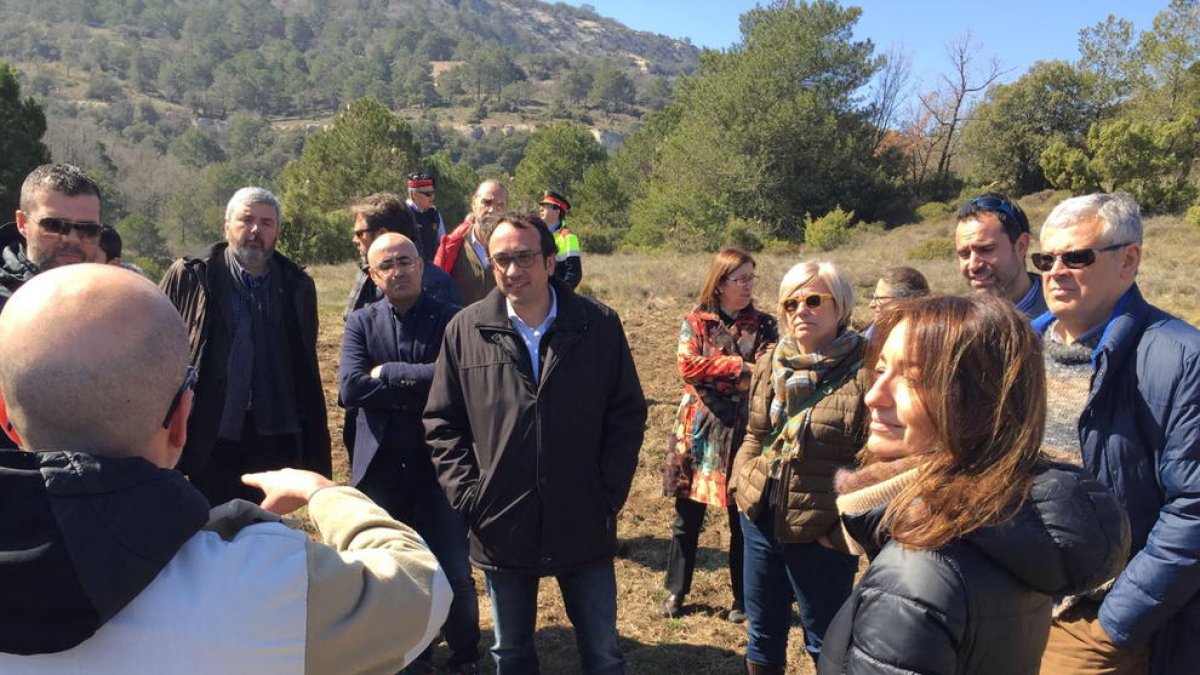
161, 187, 331, 507
1033, 193, 1200, 674
1, 163, 103, 316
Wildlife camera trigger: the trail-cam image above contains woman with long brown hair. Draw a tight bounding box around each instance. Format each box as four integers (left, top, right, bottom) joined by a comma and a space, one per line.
659, 247, 777, 621
817, 295, 1130, 674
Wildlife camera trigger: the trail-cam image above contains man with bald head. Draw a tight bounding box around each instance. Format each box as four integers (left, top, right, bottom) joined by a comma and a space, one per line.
434, 180, 508, 305
0, 264, 451, 672
340, 233, 477, 675
161, 187, 330, 506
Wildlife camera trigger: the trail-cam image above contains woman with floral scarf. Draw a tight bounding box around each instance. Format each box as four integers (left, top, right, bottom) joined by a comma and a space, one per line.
730, 261, 869, 674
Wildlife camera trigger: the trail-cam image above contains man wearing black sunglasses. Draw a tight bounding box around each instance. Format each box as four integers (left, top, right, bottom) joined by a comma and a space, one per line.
954, 192, 1048, 319
1, 163, 103, 317
1033, 193, 1200, 674
406, 172, 446, 259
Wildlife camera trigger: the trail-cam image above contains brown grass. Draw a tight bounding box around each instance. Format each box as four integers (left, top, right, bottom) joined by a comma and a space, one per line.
305, 206, 1200, 674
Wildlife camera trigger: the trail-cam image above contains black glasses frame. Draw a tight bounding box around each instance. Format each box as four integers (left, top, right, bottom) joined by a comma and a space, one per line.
34, 217, 104, 240
489, 250, 541, 270
161, 365, 197, 429
1030, 242, 1132, 272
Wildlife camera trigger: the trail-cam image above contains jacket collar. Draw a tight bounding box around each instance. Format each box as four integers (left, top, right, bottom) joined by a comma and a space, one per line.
475, 276, 586, 332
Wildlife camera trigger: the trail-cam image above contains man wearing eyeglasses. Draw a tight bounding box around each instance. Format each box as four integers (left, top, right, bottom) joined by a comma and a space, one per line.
0, 164, 103, 316
340, 233, 477, 675
406, 172, 446, 259
0, 264, 450, 674
425, 214, 647, 674
344, 193, 460, 321
160, 187, 331, 507
954, 192, 1048, 319
1033, 193, 1200, 675
434, 180, 508, 306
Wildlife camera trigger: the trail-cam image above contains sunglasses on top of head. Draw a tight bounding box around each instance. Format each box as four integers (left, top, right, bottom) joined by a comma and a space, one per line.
1030, 242, 1132, 272
958, 196, 1023, 232
782, 293, 834, 314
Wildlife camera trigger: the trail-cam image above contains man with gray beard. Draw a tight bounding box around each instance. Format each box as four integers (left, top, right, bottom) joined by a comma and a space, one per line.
161, 187, 330, 506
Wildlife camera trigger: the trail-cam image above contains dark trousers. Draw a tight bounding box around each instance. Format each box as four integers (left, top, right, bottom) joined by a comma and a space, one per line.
191, 412, 298, 507
359, 452, 480, 669
663, 497, 745, 610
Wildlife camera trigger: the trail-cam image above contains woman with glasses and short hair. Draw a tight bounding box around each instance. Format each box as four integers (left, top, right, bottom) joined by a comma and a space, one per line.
659, 248, 778, 623
730, 261, 869, 674
817, 294, 1129, 675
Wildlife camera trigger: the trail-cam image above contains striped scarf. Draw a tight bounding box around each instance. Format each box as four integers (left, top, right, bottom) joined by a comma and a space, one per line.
765, 330, 863, 478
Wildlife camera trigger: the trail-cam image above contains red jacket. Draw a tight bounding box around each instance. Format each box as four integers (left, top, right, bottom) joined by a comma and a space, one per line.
433, 220, 472, 273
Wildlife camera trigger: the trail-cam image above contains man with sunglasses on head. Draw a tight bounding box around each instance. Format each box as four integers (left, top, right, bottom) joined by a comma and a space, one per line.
954, 192, 1048, 318
406, 172, 446, 259
0, 163, 103, 316
0, 263, 450, 674
1033, 193, 1200, 675
341, 233, 477, 675
434, 180, 508, 306
160, 187, 331, 507
425, 213, 647, 674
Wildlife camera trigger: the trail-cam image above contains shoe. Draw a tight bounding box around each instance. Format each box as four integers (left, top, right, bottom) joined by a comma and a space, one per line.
726, 607, 747, 624
657, 593, 683, 618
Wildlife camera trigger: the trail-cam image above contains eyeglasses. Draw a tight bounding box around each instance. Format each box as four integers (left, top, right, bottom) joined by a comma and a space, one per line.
416, 190, 435, 197
726, 274, 759, 287
33, 217, 104, 241
958, 196, 1026, 234
353, 227, 381, 240
1030, 242, 1132, 272
478, 197, 505, 208
782, 293, 835, 314
161, 365, 197, 429
373, 256, 418, 273
489, 249, 541, 269
869, 295, 893, 304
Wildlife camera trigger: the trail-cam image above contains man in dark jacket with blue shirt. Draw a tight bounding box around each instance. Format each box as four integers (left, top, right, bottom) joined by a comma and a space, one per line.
340, 232, 477, 675
1034, 192, 1200, 675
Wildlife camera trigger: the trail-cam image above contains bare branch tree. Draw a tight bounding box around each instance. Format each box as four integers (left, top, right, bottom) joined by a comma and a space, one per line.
920, 31, 1006, 176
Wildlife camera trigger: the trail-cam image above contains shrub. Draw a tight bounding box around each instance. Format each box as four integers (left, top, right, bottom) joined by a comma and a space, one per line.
1187, 204, 1200, 229
580, 228, 621, 254
914, 201, 954, 223
722, 220, 764, 252
804, 207, 854, 251
907, 237, 956, 261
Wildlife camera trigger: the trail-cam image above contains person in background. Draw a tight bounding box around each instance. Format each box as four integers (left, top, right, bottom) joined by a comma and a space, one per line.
818, 294, 1129, 675
537, 189, 582, 290
340, 233, 477, 675
1034, 193, 1200, 674
1, 163, 103, 315
160, 187, 331, 506
955, 192, 1048, 318
659, 247, 777, 624
730, 261, 869, 673
434, 180, 508, 306
406, 172, 445, 259
862, 266, 929, 339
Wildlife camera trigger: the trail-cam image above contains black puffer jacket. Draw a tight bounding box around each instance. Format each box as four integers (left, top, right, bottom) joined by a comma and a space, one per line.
818, 463, 1130, 675
0, 221, 38, 316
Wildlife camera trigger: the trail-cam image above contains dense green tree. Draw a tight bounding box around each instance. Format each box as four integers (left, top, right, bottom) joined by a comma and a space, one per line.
116, 213, 172, 279
628, 0, 893, 248
169, 127, 227, 169
277, 97, 422, 262
512, 121, 606, 207
590, 66, 636, 111
0, 63, 51, 219
961, 61, 1100, 194
560, 68, 593, 105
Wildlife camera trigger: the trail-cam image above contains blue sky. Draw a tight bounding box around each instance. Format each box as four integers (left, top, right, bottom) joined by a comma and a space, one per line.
563, 1, 1166, 91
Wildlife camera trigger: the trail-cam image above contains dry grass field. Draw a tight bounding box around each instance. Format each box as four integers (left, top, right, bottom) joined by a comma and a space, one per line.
305, 202, 1200, 674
